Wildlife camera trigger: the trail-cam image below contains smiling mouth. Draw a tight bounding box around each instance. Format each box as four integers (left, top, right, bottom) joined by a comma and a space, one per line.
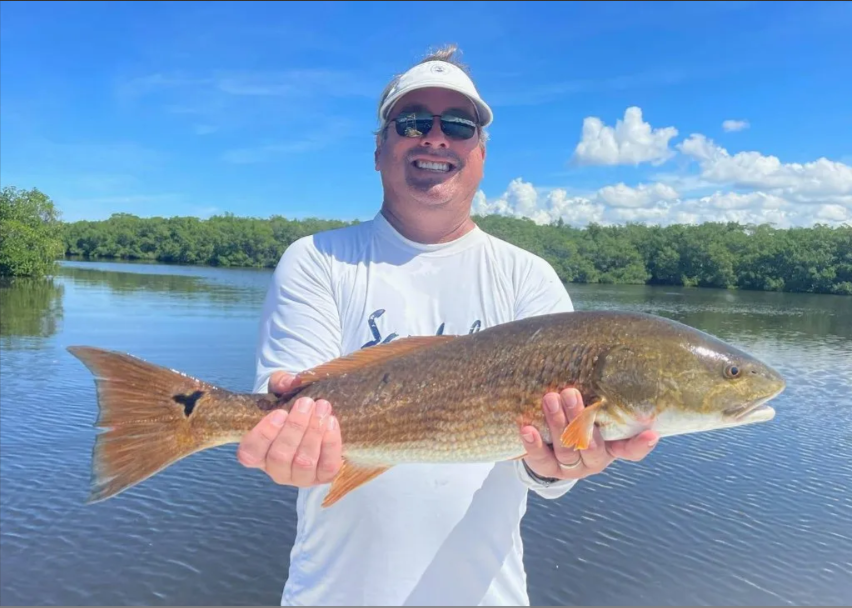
412, 159, 455, 173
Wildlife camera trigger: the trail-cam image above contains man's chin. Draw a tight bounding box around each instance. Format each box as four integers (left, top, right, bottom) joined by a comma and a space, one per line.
404, 181, 458, 205
405, 171, 456, 193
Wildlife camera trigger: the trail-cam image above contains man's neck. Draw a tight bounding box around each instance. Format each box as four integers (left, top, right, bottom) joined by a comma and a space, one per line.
380, 203, 475, 245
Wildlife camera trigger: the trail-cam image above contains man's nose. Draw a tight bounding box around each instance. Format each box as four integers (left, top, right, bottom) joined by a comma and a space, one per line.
420, 116, 449, 148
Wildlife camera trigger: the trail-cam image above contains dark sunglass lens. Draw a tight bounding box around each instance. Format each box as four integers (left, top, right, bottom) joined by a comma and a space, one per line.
395, 112, 433, 137
440, 116, 476, 140
393, 112, 477, 140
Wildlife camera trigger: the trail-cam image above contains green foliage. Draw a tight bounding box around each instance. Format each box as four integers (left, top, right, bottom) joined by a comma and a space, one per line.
0, 187, 65, 278
475, 215, 852, 294
62, 212, 354, 269
54, 210, 852, 295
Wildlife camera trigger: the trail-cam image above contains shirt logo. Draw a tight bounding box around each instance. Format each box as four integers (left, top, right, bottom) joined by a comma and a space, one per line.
362, 308, 482, 348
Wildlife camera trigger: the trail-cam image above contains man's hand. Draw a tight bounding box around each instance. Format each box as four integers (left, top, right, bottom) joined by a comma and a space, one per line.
520, 388, 659, 481
237, 371, 343, 487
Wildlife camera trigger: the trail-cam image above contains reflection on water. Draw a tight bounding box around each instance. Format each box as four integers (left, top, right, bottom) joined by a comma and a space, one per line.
0, 277, 65, 350
569, 282, 852, 344
1, 260, 850, 606
57, 262, 268, 310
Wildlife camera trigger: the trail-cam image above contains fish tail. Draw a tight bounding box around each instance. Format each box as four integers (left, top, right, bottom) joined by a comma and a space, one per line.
68, 345, 235, 504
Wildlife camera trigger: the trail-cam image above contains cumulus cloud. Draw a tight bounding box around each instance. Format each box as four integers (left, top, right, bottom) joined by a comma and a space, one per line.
722, 119, 750, 132
472, 179, 604, 226
473, 177, 851, 230
487, 105, 849, 228
571, 106, 678, 166
678, 133, 852, 204
473, 179, 687, 226
596, 182, 679, 208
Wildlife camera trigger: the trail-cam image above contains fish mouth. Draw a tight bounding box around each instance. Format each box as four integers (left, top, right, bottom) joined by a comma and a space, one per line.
728, 401, 776, 424
723, 390, 782, 424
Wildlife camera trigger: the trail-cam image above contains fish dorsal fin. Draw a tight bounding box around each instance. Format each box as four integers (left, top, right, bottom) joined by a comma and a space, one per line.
295, 335, 457, 385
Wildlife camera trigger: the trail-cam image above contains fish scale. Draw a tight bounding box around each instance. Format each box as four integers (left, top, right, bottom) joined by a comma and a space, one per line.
67, 310, 785, 508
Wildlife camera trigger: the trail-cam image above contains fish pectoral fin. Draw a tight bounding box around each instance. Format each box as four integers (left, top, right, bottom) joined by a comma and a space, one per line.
296, 335, 457, 385
560, 398, 604, 451
322, 460, 392, 508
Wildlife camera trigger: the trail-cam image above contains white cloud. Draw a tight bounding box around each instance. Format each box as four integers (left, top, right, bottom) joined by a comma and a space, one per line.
596, 182, 679, 208
473, 177, 851, 229
678, 133, 852, 204
473, 179, 605, 226
567, 106, 851, 210
815, 204, 851, 223
500, 105, 852, 228
571, 106, 678, 166
722, 119, 750, 132
474, 179, 686, 226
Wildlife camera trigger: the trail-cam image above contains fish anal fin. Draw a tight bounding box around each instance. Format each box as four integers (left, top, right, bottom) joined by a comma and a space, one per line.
560, 398, 605, 450
297, 336, 457, 385
321, 460, 392, 508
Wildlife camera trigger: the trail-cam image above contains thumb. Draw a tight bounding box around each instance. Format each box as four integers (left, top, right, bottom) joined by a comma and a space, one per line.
269, 370, 298, 395
519, 425, 553, 474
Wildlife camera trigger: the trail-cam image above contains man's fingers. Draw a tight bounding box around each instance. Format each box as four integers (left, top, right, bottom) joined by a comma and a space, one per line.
265, 397, 314, 484
316, 415, 343, 484
561, 388, 585, 421
550, 389, 583, 468
237, 409, 287, 469
607, 430, 659, 461
289, 399, 331, 486
578, 425, 612, 471
520, 424, 555, 472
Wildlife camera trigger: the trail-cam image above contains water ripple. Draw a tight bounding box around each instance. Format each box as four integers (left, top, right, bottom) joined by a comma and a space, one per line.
2, 267, 851, 605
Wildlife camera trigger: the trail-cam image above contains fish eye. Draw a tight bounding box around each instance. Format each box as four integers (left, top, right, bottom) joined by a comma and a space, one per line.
725, 364, 741, 379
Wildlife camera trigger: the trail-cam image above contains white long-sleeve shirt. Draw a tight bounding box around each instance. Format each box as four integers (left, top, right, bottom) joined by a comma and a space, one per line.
254, 211, 577, 606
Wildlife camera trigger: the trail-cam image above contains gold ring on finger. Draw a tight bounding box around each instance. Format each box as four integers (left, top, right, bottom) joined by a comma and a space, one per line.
557, 455, 582, 470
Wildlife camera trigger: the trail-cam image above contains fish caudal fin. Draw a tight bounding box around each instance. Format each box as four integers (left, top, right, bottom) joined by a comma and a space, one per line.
322, 461, 391, 508
560, 399, 603, 450
68, 346, 230, 504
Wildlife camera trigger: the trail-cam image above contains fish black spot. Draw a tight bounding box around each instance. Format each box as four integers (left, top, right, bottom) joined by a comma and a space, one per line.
173, 390, 204, 417
382, 372, 390, 384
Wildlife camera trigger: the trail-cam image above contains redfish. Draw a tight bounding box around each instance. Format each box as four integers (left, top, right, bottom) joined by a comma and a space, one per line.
68, 310, 785, 507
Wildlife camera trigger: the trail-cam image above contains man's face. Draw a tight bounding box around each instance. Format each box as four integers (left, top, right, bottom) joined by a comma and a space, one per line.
375, 87, 486, 209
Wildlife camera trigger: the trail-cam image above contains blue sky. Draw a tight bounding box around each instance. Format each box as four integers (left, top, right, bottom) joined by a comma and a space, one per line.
2, 1, 850, 227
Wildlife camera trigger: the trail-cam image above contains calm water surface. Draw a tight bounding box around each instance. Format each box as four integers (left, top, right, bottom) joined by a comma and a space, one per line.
1, 260, 850, 606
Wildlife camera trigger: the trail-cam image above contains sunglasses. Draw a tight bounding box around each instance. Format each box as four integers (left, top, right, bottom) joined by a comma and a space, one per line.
391, 111, 478, 141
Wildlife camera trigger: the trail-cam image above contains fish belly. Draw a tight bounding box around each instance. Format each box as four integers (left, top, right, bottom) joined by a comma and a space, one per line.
339, 414, 530, 467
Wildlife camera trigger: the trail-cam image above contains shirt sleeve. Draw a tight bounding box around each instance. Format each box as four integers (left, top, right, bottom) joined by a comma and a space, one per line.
253, 237, 343, 393
512, 253, 578, 498
514, 254, 574, 319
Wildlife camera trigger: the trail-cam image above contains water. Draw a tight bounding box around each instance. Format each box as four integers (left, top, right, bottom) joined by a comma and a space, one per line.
1, 260, 850, 606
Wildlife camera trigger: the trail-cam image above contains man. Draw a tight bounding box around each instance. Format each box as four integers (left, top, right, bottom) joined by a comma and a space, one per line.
237, 44, 659, 606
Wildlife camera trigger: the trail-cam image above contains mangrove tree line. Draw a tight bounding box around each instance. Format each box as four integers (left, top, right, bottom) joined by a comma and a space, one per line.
2, 186, 849, 294
61, 209, 851, 295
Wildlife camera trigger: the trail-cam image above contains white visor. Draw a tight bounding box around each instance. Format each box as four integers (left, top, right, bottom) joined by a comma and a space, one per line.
378, 60, 493, 127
